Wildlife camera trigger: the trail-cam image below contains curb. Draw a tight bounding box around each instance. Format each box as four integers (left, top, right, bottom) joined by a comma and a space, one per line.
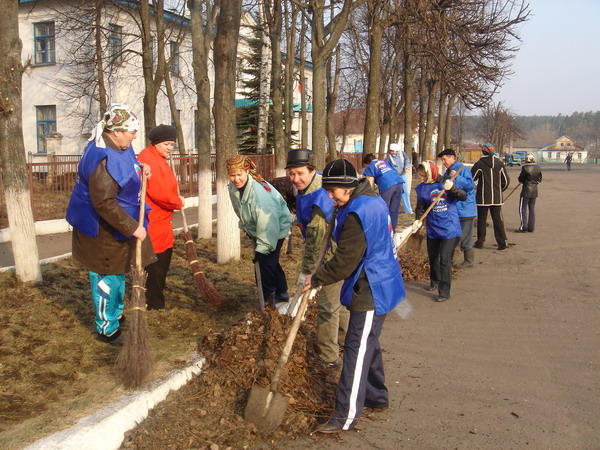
26, 355, 206, 450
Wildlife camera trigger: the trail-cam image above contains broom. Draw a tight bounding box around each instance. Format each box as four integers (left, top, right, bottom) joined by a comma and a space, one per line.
116, 171, 153, 389
170, 157, 223, 305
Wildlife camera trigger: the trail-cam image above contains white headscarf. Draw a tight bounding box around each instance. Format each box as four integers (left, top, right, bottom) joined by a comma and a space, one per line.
89, 103, 140, 148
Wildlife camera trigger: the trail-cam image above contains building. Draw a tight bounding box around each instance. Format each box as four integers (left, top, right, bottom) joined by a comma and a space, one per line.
539, 135, 587, 163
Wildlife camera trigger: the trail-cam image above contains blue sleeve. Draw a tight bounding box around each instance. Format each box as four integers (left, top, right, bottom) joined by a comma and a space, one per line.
363, 162, 376, 177
402, 152, 411, 170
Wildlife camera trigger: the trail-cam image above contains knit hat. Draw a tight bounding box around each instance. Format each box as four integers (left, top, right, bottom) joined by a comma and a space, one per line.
321, 159, 359, 189
437, 148, 456, 158
389, 143, 401, 153
285, 149, 316, 169
88, 103, 139, 149
417, 160, 439, 184
481, 143, 495, 155
149, 124, 177, 145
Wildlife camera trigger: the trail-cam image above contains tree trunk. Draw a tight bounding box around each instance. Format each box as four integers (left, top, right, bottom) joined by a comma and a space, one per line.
95, 0, 107, 113
423, 79, 439, 160
444, 94, 455, 148
403, 56, 415, 155
363, 6, 383, 156
165, 72, 186, 154
326, 47, 340, 157
256, 0, 271, 154
283, 1, 297, 152
378, 119, 389, 158
0, 2, 42, 282
213, 0, 242, 263
436, 85, 446, 155
299, 15, 308, 149
188, 0, 216, 240
418, 69, 426, 160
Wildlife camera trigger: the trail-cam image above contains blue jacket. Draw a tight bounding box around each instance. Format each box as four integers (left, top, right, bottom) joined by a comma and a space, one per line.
363, 159, 403, 194
334, 195, 405, 315
385, 151, 411, 175
415, 181, 463, 240
444, 162, 476, 219
296, 185, 333, 239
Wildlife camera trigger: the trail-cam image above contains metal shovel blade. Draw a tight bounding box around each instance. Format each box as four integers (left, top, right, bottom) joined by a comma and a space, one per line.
244, 384, 290, 432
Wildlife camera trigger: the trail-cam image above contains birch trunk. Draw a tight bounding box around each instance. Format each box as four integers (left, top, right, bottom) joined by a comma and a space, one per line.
423, 79, 439, 160
256, 0, 271, 154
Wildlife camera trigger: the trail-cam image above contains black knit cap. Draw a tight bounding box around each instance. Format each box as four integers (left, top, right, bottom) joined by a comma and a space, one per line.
437, 148, 456, 158
148, 124, 177, 145
321, 158, 358, 189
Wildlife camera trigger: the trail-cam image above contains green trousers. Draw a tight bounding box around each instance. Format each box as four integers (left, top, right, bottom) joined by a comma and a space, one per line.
317, 281, 350, 363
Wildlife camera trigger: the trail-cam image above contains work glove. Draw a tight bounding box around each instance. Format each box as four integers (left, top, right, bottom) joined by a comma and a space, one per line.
411, 220, 422, 234
297, 272, 306, 287
443, 179, 454, 191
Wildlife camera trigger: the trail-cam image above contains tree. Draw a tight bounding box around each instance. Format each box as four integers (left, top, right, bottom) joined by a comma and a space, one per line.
0, 2, 42, 282
213, 0, 242, 263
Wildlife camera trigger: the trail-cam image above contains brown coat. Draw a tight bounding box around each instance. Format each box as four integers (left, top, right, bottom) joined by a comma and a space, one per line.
71, 135, 156, 274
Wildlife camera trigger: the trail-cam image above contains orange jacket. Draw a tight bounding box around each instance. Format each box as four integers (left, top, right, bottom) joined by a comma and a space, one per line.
137, 145, 183, 253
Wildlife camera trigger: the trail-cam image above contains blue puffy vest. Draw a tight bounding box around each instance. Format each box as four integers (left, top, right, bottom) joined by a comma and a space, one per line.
446, 162, 476, 219
363, 160, 403, 194
415, 182, 462, 239
334, 195, 405, 315
296, 187, 334, 239
66, 140, 147, 240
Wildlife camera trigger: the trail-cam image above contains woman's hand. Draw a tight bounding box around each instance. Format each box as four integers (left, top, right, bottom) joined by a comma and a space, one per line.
133, 225, 147, 240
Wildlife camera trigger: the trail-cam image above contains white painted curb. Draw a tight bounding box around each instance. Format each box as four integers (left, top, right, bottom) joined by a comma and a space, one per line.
26, 356, 206, 450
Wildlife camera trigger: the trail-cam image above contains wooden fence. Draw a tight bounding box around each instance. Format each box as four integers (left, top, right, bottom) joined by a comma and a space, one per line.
0, 153, 361, 228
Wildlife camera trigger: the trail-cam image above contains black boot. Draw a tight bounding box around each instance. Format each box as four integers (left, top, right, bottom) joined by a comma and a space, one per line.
456, 248, 474, 269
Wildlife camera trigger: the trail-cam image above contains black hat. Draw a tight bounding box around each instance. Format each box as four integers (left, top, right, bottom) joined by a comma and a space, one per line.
437, 148, 456, 158
321, 159, 358, 189
286, 149, 316, 169
148, 124, 177, 145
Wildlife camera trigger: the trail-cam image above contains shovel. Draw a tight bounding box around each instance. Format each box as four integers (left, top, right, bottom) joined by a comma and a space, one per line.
244, 207, 339, 432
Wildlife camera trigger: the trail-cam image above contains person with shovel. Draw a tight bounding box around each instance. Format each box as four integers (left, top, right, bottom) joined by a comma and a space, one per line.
304, 158, 405, 434
66, 103, 156, 345
516, 153, 543, 233
227, 155, 292, 307
286, 149, 349, 369
414, 160, 467, 302
438, 149, 476, 268
137, 125, 185, 311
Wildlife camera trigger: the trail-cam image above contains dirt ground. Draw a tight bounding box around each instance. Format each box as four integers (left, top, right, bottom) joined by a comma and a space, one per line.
4, 164, 599, 448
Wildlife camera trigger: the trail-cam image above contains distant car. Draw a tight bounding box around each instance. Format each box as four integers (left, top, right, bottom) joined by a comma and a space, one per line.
507, 154, 522, 166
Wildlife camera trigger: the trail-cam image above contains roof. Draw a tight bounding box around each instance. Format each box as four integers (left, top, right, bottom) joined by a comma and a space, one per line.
334, 109, 366, 135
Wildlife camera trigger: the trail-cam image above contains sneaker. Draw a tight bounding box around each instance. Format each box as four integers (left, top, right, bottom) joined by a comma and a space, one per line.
435, 296, 449, 302
497, 243, 509, 250
425, 283, 439, 291
314, 422, 343, 434
514, 229, 527, 233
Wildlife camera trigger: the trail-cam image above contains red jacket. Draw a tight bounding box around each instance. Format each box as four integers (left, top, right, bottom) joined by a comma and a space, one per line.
137, 145, 183, 253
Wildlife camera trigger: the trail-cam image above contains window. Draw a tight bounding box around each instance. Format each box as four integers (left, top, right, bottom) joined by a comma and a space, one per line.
172, 110, 181, 152
34, 22, 55, 64
36, 105, 57, 154
109, 23, 123, 64
578, 153, 582, 159
170, 41, 179, 75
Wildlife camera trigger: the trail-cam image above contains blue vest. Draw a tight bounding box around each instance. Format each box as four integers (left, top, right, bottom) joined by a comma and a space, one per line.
334, 195, 405, 315
66, 140, 147, 240
296, 187, 334, 239
445, 162, 476, 219
415, 182, 462, 239
363, 160, 403, 194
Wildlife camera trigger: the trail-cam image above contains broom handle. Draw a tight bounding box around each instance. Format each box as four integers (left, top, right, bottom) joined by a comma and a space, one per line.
168, 156, 189, 234
136, 169, 148, 272
503, 182, 521, 202
269, 207, 339, 390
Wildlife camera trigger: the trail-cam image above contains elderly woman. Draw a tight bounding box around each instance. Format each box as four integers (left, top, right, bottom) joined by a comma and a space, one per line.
227, 155, 292, 307
66, 103, 156, 345
137, 124, 185, 311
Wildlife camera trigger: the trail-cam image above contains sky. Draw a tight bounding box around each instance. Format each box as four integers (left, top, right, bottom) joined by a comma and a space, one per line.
493, 0, 600, 117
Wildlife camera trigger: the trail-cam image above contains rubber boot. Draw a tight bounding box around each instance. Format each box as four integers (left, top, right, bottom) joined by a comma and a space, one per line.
455, 248, 474, 269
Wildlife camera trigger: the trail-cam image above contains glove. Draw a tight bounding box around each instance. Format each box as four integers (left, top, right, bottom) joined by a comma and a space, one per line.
297, 272, 306, 287
411, 220, 422, 234
443, 179, 454, 191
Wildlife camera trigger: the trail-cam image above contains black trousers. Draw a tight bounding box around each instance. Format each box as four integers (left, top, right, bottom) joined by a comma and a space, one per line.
145, 247, 173, 310
518, 196, 537, 232
427, 237, 459, 298
476, 205, 508, 247
254, 237, 288, 301
329, 310, 387, 430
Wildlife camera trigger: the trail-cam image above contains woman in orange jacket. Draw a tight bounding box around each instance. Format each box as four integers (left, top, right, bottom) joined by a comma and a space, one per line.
137, 125, 184, 310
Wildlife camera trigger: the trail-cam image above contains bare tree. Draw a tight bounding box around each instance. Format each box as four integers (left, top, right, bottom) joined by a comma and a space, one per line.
0, 2, 41, 282
256, 0, 272, 154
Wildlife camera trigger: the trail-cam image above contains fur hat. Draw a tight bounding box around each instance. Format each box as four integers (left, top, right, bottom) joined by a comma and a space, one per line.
526, 153, 535, 163
149, 124, 177, 145
437, 148, 456, 158
322, 159, 358, 189
417, 160, 439, 184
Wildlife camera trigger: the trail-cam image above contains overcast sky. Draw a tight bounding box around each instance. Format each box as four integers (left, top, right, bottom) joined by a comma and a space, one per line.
492, 0, 600, 117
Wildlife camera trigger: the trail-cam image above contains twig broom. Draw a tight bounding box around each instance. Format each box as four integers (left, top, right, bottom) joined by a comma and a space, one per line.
116, 171, 154, 388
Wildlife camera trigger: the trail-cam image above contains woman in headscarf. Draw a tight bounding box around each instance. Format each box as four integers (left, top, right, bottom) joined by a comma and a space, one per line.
413, 160, 466, 302
227, 155, 292, 307
66, 103, 156, 345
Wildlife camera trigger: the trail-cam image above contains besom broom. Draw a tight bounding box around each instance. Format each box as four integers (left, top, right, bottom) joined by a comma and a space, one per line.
116, 170, 153, 388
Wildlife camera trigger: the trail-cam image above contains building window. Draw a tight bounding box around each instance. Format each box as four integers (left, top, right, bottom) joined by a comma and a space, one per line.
560, 143, 565, 147
34, 22, 56, 65
36, 105, 57, 154
109, 23, 123, 64
170, 41, 180, 75
578, 153, 582, 159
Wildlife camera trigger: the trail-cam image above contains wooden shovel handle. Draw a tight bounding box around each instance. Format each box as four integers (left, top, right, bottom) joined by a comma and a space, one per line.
136, 169, 148, 272
503, 182, 521, 202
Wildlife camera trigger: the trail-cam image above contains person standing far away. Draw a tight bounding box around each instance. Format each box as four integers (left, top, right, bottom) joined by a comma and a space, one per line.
286, 149, 349, 369
438, 148, 476, 268
564, 152, 573, 171
411, 147, 419, 175
385, 143, 414, 214
304, 158, 405, 434
361, 152, 404, 231
516, 153, 542, 233
137, 124, 185, 311
471, 143, 510, 250
66, 103, 156, 346
227, 155, 292, 308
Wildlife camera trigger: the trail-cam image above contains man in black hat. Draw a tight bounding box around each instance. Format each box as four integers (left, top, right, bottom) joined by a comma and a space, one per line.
286, 149, 348, 368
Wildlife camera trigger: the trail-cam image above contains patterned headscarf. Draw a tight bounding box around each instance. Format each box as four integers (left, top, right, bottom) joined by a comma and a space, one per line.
417, 160, 439, 184
226, 155, 271, 191
481, 143, 495, 156
89, 103, 140, 148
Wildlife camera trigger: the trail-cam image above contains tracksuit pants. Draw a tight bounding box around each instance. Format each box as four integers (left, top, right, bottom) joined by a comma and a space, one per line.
88, 271, 125, 337
145, 247, 173, 310
328, 310, 388, 431
476, 205, 508, 247
380, 184, 403, 230
399, 174, 413, 213
254, 238, 288, 302
427, 237, 459, 298
518, 196, 536, 232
